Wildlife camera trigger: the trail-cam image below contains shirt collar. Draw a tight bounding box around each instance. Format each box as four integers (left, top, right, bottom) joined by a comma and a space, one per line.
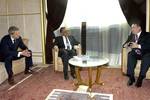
137, 31, 141, 37
10, 35, 15, 41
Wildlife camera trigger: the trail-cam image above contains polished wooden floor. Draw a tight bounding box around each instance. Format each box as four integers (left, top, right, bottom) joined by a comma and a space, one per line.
0, 65, 150, 100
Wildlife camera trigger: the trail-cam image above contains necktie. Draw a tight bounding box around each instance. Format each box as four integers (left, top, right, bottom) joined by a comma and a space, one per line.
134, 35, 141, 55
135, 34, 138, 42
65, 36, 70, 50
13, 39, 16, 44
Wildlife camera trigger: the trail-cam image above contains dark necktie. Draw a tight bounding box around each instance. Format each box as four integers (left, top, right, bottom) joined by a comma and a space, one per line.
65, 36, 70, 50
13, 39, 16, 44
14, 40, 16, 43
135, 34, 138, 42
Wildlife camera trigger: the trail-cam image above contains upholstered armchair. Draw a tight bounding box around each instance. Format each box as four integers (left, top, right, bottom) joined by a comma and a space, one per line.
0, 38, 29, 84
53, 44, 81, 72
121, 47, 150, 79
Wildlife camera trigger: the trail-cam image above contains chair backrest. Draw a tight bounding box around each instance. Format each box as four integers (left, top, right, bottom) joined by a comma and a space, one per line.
22, 38, 29, 47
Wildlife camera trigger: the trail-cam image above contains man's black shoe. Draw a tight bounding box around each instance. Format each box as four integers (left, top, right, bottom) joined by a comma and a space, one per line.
71, 73, 76, 79
64, 75, 69, 80
24, 69, 34, 74
127, 78, 135, 86
135, 76, 144, 88
8, 77, 16, 85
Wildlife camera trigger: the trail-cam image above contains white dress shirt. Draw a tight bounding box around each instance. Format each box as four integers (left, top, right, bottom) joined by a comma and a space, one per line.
63, 36, 72, 50
136, 31, 141, 49
10, 36, 22, 57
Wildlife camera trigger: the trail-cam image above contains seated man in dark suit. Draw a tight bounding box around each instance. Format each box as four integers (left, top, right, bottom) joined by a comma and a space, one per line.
0, 26, 34, 85
124, 20, 150, 87
54, 27, 80, 80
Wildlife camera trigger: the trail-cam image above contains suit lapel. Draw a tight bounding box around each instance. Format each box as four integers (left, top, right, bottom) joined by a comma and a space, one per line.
138, 32, 145, 43
68, 36, 73, 46
60, 36, 65, 47
8, 35, 19, 49
8, 35, 14, 45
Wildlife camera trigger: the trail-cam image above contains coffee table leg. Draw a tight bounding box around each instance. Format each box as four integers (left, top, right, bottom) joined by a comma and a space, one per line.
95, 66, 104, 85
75, 67, 83, 85
88, 67, 93, 92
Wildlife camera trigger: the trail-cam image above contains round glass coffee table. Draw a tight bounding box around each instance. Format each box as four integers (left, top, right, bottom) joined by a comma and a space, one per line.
69, 56, 109, 91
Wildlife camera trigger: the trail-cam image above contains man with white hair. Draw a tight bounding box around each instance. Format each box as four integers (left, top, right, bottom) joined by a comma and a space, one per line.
0, 26, 34, 85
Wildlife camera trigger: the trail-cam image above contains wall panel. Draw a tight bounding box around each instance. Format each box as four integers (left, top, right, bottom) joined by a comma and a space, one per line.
0, 0, 7, 14
8, 15, 25, 35
0, 16, 8, 38
23, 0, 40, 13
24, 14, 42, 52
148, 0, 150, 32
7, 0, 23, 14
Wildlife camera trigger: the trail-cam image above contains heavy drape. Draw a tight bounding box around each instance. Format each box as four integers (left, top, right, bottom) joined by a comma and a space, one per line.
46, 0, 68, 63
119, 0, 146, 30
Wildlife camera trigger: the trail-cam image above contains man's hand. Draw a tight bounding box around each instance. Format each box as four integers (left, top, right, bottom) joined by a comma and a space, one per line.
54, 45, 58, 52
21, 50, 31, 57
129, 42, 139, 48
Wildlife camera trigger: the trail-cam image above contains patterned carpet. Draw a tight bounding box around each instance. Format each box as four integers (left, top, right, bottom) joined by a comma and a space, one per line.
0, 65, 150, 100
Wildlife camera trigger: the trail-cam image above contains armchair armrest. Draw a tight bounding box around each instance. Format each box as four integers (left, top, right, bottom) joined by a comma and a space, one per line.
74, 44, 81, 56
52, 45, 59, 69
121, 47, 128, 74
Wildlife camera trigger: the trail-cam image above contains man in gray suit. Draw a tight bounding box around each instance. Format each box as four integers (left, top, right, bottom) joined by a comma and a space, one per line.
54, 27, 79, 80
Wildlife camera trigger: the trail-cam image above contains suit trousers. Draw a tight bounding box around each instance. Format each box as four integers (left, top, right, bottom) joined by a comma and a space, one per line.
59, 49, 76, 76
127, 49, 150, 78
4, 51, 33, 78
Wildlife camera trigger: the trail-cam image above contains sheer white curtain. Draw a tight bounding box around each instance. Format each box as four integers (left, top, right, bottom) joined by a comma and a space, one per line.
62, 0, 127, 27
57, 0, 130, 67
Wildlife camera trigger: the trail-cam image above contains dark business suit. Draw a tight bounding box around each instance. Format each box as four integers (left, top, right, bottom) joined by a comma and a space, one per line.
54, 35, 79, 77
123, 33, 136, 46
0, 35, 33, 78
126, 31, 150, 78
